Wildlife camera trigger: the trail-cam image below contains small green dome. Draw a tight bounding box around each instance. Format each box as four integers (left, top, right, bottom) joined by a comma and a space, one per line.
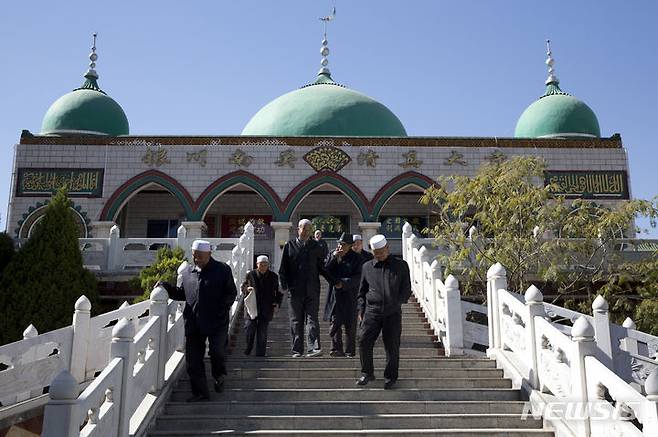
41, 75, 129, 136
242, 73, 406, 137
514, 82, 600, 138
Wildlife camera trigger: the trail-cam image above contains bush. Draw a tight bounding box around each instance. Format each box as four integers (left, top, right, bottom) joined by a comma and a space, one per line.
0, 189, 98, 345
132, 246, 187, 303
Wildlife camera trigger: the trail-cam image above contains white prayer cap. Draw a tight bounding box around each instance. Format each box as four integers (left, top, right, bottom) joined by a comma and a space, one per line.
298, 219, 312, 227
353, 234, 363, 241
191, 240, 211, 252
369, 234, 388, 250
256, 255, 269, 264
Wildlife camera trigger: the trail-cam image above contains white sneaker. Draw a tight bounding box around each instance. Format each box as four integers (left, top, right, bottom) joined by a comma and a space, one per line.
306, 349, 322, 357
292, 352, 303, 358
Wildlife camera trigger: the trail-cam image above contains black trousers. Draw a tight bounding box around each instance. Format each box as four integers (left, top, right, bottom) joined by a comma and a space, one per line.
289, 292, 321, 354
329, 313, 357, 355
185, 328, 228, 397
244, 317, 269, 356
358, 311, 402, 380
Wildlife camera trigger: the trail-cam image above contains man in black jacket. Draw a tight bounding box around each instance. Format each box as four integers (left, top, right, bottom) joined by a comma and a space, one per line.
159, 240, 237, 402
352, 234, 374, 264
279, 219, 337, 357
242, 255, 283, 356
323, 233, 362, 357
356, 235, 411, 389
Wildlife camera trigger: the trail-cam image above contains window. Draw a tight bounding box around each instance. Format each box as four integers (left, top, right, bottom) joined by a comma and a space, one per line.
146, 219, 179, 238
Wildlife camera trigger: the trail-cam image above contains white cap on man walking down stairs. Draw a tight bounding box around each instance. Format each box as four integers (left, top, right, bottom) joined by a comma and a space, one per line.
369, 234, 387, 250
257, 255, 269, 264
191, 240, 211, 252
353, 234, 362, 241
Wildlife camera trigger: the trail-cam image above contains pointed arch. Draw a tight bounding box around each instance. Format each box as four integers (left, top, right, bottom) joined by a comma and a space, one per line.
100, 170, 195, 221
195, 170, 284, 220
283, 172, 370, 221
370, 171, 436, 220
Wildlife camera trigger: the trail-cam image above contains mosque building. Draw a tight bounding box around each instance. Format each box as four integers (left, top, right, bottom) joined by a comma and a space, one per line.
5, 30, 630, 268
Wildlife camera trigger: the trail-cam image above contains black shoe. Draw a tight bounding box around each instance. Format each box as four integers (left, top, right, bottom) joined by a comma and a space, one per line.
243, 348, 251, 355
329, 350, 345, 357
356, 374, 376, 386
186, 394, 209, 403
345, 353, 354, 358
384, 379, 397, 390
214, 377, 225, 393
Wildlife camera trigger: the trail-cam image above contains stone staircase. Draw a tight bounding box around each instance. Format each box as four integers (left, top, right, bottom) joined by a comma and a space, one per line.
148, 282, 554, 436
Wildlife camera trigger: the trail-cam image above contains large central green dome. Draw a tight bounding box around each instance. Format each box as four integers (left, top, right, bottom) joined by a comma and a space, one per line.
242, 73, 407, 137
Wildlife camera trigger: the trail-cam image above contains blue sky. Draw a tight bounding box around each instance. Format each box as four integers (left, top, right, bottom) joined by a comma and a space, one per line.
1, 1, 657, 235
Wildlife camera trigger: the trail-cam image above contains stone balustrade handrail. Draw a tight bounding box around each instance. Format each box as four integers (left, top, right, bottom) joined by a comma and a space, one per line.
402, 221, 658, 436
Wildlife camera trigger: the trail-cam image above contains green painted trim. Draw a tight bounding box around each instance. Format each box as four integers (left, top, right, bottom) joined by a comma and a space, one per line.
283, 176, 369, 221
105, 175, 194, 221
195, 176, 283, 221
371, 177, 431, 220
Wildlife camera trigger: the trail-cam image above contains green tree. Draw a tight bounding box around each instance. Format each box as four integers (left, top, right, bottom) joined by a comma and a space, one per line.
132, 246, 187, 303
0, 232, 15, 279
420, 156, 658, 303
0, 189, 98, 345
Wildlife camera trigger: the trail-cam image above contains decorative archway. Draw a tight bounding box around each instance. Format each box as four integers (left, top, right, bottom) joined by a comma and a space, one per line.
283, 172, 370, 221
369, 171, 435, 220
100, 170, 195, 221
16, 199, 90, 238
194, 171, 283, 221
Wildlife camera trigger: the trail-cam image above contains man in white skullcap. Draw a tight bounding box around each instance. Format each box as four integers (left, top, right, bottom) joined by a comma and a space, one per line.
279, 219, 338, 357
356, 234, 411, 389
352, 234, 374, 264
241, 255, 282, 356
158, 239, 237, 401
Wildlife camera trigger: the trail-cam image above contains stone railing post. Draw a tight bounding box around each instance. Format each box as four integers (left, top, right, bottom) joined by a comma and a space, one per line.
16, 325, 40, 401
150, 286, 169, 391
592, 295, 614, 370
524, 285, 545, 390
70, 295, 92, 383
270, 222, 292, 271
176, 225, 189, 259
486, 262, 507, 356
42, 370, 80, 437
571, 316, 596, 436
111, 318, 136, 437
620, 318, 639, 355
418, 246, 431, 303
407, 235, 419, 290
443, 275, 464, 356
645, 369, 658, 435
430, 260, 442, 323
402, 221, 413, 263
108, 225, 121, 271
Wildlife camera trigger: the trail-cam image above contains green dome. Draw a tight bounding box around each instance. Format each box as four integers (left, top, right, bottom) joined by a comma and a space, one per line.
515, 82, 600, 138
242, 73, 407, 137
41, 76, 129, 136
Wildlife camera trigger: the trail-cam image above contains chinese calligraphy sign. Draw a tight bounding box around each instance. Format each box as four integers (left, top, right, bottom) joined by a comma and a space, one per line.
275, 149, 297, 168
142, 146, 170, 167
357, 149, 380, 167
186, 149, 207, 167
399, 151, 423, 169
445, 150, 467, 166
229, 149, 254, 167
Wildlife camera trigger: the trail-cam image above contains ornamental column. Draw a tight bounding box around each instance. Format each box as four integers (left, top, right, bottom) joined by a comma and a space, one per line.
270, 222, 293, 270
358, 222, 381, 248
181, 221, 207, 239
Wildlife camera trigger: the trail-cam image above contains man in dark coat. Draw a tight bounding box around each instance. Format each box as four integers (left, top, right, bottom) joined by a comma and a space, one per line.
352, 234, 374, 264
242, 255, 283, 356
314, 229, 329, 259
159, 240, 238, 402
323, 233, 363, 357
356, 235, 412, 390
279, 219, 337, 357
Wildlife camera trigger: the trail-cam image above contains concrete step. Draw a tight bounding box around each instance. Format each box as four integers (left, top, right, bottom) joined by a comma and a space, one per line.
169, 387, 523, 402
163, 400, 529, 416
153, 413, 544, 432
176, 377, 512, 390
229, 347, 444, 357
223, 357, 496, 369
149, 430, 554, 436
218, 367, 504, 379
